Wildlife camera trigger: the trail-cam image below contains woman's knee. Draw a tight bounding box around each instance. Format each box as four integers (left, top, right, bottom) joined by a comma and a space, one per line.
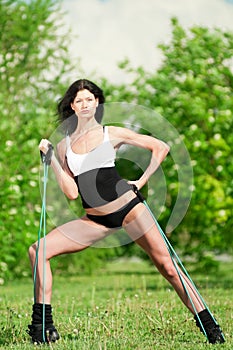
154, 257, 177, 281
163, 263, 177, 280
28, 243, 37, 260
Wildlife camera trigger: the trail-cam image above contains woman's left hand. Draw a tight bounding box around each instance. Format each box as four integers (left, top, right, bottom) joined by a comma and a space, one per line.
127, 180, 143, 191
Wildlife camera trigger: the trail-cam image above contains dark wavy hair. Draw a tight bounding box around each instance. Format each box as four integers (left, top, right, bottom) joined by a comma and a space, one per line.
57, 79, 105, 134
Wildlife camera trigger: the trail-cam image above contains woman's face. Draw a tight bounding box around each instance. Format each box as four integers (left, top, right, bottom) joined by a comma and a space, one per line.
71, 89, 99, 118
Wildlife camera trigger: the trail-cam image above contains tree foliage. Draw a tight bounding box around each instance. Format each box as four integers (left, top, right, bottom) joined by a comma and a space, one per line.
101, 18, 233, 261
1, 10, 233, 283
0, 0, 74, 283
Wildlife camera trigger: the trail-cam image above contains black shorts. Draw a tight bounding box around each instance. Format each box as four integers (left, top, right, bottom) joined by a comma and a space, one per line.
86, 197, 141, 228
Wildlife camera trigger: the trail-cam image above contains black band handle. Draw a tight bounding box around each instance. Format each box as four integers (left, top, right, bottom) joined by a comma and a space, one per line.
40, 144, 53, 165
132, 184, 145, 202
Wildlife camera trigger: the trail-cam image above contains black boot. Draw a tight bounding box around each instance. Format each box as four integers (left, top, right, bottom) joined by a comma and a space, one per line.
27, 303, 60, 344
194, 309, 225, 344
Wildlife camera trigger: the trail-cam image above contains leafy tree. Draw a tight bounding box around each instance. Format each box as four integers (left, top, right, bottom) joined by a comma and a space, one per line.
101, 18, 233, 265
0, 0, 122, 284
2, 8, 233, 283
0, 0, 75, 283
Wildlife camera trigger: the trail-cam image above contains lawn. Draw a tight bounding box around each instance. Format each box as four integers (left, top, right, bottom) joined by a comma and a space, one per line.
0, 258, 232, 349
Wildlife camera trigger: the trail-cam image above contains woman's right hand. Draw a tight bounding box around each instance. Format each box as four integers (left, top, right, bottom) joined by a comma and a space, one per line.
39, 139, 52, 155
39, 138, 79, 199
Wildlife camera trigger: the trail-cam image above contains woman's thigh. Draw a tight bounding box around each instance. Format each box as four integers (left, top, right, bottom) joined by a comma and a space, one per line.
123, 204, 172, 262
33, 216, 115, 259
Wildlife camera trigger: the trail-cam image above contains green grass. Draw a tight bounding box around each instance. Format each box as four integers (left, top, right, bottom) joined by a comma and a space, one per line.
0, 259, 232, 349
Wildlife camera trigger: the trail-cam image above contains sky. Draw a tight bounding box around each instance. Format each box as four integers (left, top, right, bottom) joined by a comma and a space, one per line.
61, 0, 233, 83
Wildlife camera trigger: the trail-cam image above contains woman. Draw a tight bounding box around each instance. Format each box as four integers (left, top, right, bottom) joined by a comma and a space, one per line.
28, 79, 225, 344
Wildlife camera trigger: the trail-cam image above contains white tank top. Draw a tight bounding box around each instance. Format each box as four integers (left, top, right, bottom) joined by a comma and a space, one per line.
66, 126, 116, 176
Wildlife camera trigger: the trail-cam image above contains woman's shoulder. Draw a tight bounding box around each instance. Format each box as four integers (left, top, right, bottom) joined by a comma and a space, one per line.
108, 125, 136, 140
107, 125, 134, 147
56, 137, 67, 159
57, 136, 67, 149
108, 125, 129, 136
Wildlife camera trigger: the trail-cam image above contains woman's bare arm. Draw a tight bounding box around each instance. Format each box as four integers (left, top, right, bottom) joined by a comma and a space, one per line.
39, 139, 79, 200
109, 126, 170, 190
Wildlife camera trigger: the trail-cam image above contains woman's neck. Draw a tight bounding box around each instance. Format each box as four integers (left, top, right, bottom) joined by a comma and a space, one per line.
75, 119, 100, 135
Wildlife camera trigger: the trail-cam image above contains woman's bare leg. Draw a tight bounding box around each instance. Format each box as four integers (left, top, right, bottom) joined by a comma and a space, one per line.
123, 203, 225, 344
135, 227, 204, 313
123, 204, 205, 314
28, 216, 114, 304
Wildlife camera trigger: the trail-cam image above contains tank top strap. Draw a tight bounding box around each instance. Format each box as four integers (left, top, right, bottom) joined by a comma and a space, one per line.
103, 126, 109, 142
